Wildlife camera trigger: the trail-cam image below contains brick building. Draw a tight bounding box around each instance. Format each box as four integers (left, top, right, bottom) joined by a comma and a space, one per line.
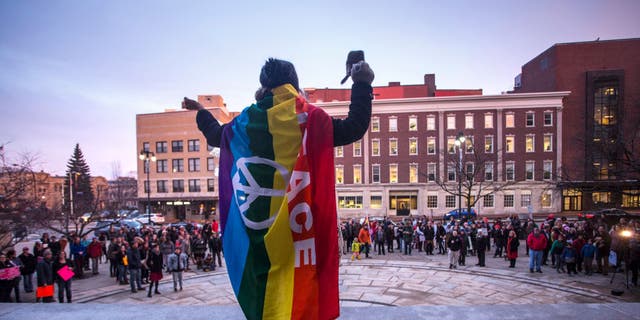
512, 38, 640, 212
135, 95, 238, 222
308, 78, 568, 219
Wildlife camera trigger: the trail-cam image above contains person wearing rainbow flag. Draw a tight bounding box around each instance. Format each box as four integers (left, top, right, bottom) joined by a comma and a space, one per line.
183, 57, 374, 320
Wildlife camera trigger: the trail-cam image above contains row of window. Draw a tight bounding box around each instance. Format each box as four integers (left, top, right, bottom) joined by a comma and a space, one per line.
371, 112, 554, 132
143, 179, 215, 193
335, 161, 554, 184
143, 158, 217, 174
337, 192, 552, 209
142, 140, 214, 154
336, 134, 553, 158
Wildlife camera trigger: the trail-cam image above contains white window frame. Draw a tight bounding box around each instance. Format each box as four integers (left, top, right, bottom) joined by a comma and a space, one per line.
335, 146, 343, 158
543, 160, 553, 180
372, 164, 380, 183
409, 163, 418, 183
485, 135, 493, 153
465, 136, 474, 154
544, 111, 553, 127
483, 194, 494, 208
427, 115, 436, 131
526, 135, 535, 153
484, 113, 493, 128
447, 114, 456, 130
526, 112, 535, 127
335, 165, 344, 184
409, 137, 418, 155
389, 164, 398, 183
427, 163, 436, 182
485, 162, 494, 181
506, 161, 515, 181
541, 191, 552, 208
543, 134, 553, 152
389, 117, 398, 132
371, 117, 380, 132
371, 139, 380, 156
353, 165, 362, 184
504, 194, 515, 208
427, 137, 436, 155
465, 114, 474, 129
505, 135, 515, 153
409, 116, 418, 131
521, 192, 532, 208
505, 113, 515, 128
526, 161, 535, 181
389, 138, 398, 156
353, 140, 362, 157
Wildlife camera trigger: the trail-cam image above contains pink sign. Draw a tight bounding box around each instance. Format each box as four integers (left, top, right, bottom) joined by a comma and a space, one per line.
57, 265, 75, 281
0, 266, 20, 280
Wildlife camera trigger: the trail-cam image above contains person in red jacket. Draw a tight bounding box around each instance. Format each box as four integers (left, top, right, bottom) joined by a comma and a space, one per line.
87, 238, 103, 275
358, 225, 372, 259
527, 227, 547, 273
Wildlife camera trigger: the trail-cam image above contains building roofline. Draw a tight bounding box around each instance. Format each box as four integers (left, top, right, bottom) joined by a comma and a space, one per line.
316, 91, 570, 107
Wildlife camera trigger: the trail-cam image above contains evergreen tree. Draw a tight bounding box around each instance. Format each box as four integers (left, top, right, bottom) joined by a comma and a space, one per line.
64, 143, 94, 216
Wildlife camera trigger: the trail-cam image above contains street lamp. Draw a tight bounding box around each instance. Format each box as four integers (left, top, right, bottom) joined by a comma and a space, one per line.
139, 150, 156, 225
453, 131, 466, 218
67, 172, 80, 234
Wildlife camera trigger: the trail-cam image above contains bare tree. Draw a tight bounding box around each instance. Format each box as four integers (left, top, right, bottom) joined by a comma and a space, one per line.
431, 141, 520, 216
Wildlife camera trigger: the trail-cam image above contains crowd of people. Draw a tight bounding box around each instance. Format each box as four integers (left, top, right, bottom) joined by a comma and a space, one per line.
0, 219, 224, 303
340, 214, 640, 284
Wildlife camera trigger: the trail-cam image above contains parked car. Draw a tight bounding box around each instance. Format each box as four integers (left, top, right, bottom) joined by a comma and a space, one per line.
578, 208, 638, 226
135, 213, 165, 225
443, 208, 477, 221
93, 219, 143, 238
167, 221, 202, 234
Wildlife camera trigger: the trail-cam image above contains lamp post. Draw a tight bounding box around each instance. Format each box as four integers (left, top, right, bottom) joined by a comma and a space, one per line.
139, 150, 156, 225
67, 172, 79, 235
453, 131, 466, 218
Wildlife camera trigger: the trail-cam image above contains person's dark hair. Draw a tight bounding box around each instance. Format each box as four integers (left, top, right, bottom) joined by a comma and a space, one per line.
255, 58, 299, 101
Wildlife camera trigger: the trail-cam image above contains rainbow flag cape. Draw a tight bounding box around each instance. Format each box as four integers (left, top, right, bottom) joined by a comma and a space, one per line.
218, 84, 339, 320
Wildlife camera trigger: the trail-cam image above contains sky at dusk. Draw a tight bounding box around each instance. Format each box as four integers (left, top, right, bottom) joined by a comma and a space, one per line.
1, 0, 639, 179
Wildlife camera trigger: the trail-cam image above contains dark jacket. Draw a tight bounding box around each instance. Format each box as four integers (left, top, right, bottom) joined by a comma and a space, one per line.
36, 259, 54, 286
19, 253, 37, 275
127, 247, 142, 270
52, 259, 72, 282
196, 83, 373, 148
448, 235, 461, 251
147, 251, 164, 273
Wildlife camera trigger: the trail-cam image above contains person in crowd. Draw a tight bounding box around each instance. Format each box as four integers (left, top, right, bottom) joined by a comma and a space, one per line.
351, 238, 361, 261
167, 247, 187, 291
69, 236, 86, 279
18, 247, 36, 293
140, 241, 150, 284
375, 225, 386, 256
629, 235, 639, 287
550, 234, 566, 273
115, 245, 128, 285
542, 225, 552, 266
581, 238, 596, 276
5, 249, 22, 302
127, 241, 144, 293
159, 236, 174, 268
36, 249, 54, 303
87, 237, 102, 275
506, 230, 520, 268
108, 237, 121, 278
52, 251, 72, 303
562, 241, 578, 276
436, 222, 446, 255
458, 229, 468, 266
384, 223, 395, 254
424, 221, 435, 255
527, 227, 546, 273
358, 224, 372, 259
572, 234, 586, 273
341, 224, 350, 254
146, 244, 163, 298
32, 241, 44, 257
475, 230, 487, 267
447, 230, 461, 269
594, 225, 611, 275
208, 232, 223, 268
0, 253, 16, 302
191, 233, 207, 269
493, 224, 506, 258
202, 253, 216, 272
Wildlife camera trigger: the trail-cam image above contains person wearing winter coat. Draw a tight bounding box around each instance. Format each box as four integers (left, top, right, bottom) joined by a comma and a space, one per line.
87, 238, 102, 275
52, 251, 73, 303
562, 242, 578, 276
506, 230, 520, 268
581, 238, 597, 275
167, 247, 188, 291
18, 247, 37, 293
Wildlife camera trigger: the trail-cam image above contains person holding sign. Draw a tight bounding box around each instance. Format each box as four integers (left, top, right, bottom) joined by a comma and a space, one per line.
53, 251, 74, 303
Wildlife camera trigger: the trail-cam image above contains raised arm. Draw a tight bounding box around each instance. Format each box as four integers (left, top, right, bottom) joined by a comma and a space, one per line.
332, 62, 375, 147
184, 97, 225, 148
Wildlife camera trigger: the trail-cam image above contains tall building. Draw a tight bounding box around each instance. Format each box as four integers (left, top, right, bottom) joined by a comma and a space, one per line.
135, 95, 238, 221
512, 38, 640, 212
307, 78, 568, 219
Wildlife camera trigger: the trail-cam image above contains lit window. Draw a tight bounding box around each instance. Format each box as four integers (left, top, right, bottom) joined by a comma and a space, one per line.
622, 190, 640, 208
353, 165, 362, 184
409, 116, 418, 131
389, 164, 398, 183
526, 135, 535, 152
465, 136, 474, 153
485, 136, 493, 153
427, 115, 436, 131
409, 164, 418, 183
389, 117, 398, 132
504, 194, 514, 208
335, 146, 343, 157
544, 134, 552, 152
506, 162, 515, 181
485, 162, 493, 181
541, 192, 552, 208
526, 113, 535, 127
526, 161, 535, 180
338, 195, 363, 209
505, 114, 515, 128
389, 139, 398, 156
447, 137, 456, 154
427, 163, 436, 182
484, 113, 493, 128
484, 194, 494, 208
505, 136, 515, 153
372, 165, 380, 183
371, 139, 380, 156
335, 166, 344, 184
427, 137, 436, 154
465, 114, 474, 129
371, 117, 380, 132
409, 138, 418, 155
447, 115, 456, 129
370, 195, 382, 209
544, 112, 553, 126
353, 140, 362, 157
